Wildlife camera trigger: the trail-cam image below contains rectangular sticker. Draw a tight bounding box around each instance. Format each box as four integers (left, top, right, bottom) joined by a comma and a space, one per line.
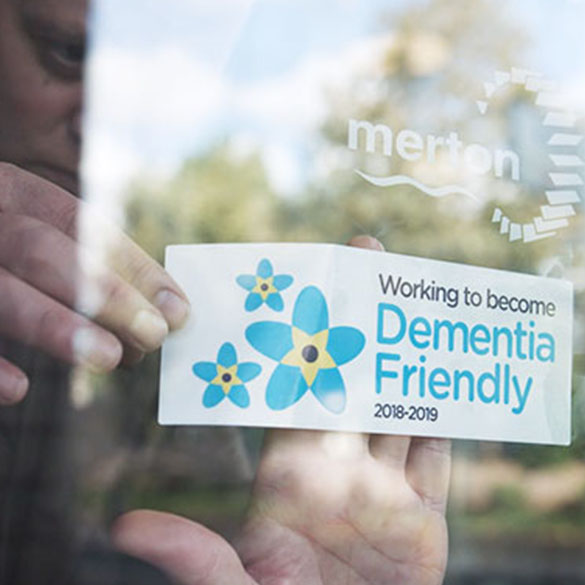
159, 244, 573, 445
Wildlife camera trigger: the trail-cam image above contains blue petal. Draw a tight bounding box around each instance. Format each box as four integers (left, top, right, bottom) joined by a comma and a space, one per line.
311, 368, 346, 414
237, 274, 257, 291
266, 364, 308, 410
246, 322, 293, 361
237, 362, 262, 382
203, 384, 225, 408
273, 275, 293, 291
293, 286, 329, 334
266, 293, 284, 312
228, 385, 250, 408
245, 293, 263, 312
192, 361, 218, 382
217, 342, 237, 367
257, 259, 273, 279
327, 327, 366, 366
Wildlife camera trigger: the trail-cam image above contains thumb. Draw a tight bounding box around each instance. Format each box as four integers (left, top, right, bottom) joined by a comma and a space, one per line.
111, 510, 257, 585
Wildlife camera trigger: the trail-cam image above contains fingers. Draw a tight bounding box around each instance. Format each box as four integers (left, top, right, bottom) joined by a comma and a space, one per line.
78, 214, 191, 332
0, 214, 171, 353
0, 356, 28, 405
0, 214, 77, 302
0, 163, 190, 407
405, 438, 452, 513
78, 254, 171, 353
111, 511, 256, 585
0, 163, 80, 236
368, 435, 411, 469
99, 235, 190, 331
368, 435, 451, 514
0, 163, 190, 331
0, 266, 122, 372
76, 204, 190, 332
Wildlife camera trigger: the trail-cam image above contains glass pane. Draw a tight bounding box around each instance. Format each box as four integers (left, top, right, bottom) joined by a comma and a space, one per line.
82, 1, 585, 580
1, 0, 581, 583
82, 0, 585, 582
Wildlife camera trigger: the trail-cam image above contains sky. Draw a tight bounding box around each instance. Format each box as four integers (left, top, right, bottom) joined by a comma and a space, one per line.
81, 0, 585, 215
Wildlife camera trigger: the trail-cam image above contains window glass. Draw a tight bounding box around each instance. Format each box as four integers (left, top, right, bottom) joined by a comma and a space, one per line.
76, 0, 585, 583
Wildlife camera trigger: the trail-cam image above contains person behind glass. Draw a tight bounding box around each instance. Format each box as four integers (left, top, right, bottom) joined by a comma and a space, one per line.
0, 0, 451, 584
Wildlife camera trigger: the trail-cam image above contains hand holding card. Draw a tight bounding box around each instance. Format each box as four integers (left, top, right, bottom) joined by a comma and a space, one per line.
114, 237, 450, 585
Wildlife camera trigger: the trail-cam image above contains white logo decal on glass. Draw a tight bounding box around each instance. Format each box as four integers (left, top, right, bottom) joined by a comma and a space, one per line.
350, 68, 582, 244
481, 68, 583, 243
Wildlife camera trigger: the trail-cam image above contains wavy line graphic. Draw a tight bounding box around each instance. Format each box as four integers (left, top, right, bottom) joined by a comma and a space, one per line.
355, 170, 479, 201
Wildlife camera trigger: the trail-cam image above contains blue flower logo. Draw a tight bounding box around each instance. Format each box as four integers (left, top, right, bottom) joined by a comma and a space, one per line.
246, 286, 365, 414
236, 259, 293, 312
192, 342, 261, 409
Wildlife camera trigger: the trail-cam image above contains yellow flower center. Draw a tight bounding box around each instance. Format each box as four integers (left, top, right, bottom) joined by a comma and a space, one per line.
281, 327, 336, 386
252, 277, 277, 300
212, 365, 242, 394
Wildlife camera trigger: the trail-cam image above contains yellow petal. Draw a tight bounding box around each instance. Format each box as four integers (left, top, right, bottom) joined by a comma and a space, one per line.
212, 365, 241, 394
252, 277, 276, 300
281, 327, 336, 386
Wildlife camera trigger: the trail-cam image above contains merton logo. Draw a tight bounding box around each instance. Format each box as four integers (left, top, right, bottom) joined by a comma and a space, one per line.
349, 68, 583, 244
348, 119, 521, 199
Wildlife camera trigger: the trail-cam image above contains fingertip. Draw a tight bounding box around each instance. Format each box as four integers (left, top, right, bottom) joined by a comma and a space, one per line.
128, 310, 169, 352
14, 374, 29, 402
347, 235, 385, 252
110, 510, 171, 558
72, 328, 123, 373
110, 510, 144, 548
111, 510, 191, 547
154, 289, 191, 331
406, 437, 452, 513
369, 434, 411, 469
0, 365, 29, 405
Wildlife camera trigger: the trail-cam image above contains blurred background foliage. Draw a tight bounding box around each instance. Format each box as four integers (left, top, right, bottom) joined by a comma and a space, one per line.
77, 0, 585, 582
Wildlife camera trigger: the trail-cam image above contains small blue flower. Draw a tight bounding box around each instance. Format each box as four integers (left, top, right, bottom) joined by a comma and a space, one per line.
246, 286, 365, 414
236, 259, 293, 312
192, 342, 261, 409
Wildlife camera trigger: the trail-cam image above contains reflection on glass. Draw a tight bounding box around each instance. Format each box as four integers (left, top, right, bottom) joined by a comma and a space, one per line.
78, 0, 585, 583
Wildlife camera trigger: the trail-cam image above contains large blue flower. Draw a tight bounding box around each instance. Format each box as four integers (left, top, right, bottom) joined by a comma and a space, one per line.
192, 342, 261, 409
236, 259, 293, 312
246, 286, 365, 414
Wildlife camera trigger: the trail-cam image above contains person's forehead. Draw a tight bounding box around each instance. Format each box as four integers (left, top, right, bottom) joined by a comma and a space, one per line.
17, 0, 88, 33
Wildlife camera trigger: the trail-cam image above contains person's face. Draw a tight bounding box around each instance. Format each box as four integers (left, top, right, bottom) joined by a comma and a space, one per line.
0, 0, 87, 195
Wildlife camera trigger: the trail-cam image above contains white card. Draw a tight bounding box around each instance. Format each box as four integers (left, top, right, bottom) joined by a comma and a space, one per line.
159, 244, 573, 445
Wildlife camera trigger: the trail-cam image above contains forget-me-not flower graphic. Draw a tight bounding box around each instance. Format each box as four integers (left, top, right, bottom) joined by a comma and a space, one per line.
236, 259, 293, 312
246, 286, 365, 414
192, 342, 261, 409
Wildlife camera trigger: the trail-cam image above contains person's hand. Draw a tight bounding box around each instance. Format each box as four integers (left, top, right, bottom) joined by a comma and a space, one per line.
111, 237, 451, 585
0, 163, 190, 404
113, 433, 450, 585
